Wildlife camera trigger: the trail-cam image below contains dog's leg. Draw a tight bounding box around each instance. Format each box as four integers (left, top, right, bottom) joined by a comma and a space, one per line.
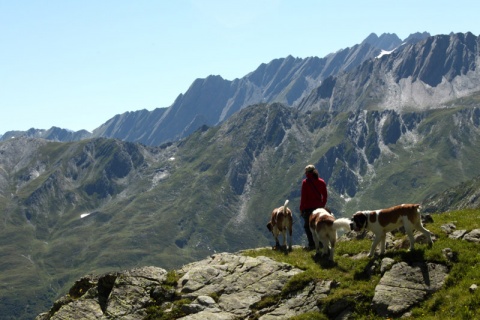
320, 235, 329, 257
273, 229, 280, 249
369, 234, 382, 257
379, 233, 387, 255
405, 228, 416, 252
416, 221, 433, 248
281, 229, 287, 249
287, 224, 293, 251
329, 234, 336, 261
311, 227, 320, 254
403, 219, 416, 251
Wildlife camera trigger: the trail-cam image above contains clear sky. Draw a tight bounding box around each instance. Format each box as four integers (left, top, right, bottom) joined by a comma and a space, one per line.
1, 0, 479, 134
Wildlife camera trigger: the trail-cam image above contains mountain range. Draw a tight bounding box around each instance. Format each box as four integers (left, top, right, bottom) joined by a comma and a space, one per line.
0, 31, 479, 319
2, 32, 435, 145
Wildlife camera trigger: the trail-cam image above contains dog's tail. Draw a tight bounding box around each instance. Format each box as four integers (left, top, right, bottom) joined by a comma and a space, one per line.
283, 200, 289, 214
333, 218, 354, 232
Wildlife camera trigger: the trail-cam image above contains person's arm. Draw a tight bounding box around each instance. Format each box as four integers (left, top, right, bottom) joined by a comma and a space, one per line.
319, 179, 328, 207
321, 184, 328, 207
299, 180, 306, 212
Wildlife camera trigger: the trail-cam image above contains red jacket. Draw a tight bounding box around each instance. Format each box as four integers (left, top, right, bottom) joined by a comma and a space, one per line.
300, 172, 328, 212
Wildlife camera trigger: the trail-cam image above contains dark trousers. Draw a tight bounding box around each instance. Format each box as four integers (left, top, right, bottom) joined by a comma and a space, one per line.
302, 209, 315, 247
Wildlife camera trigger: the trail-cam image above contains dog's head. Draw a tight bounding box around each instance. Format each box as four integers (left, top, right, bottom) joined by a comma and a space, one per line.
352, 212, 368, 232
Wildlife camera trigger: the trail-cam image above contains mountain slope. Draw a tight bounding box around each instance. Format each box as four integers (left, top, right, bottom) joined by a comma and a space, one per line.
1, 99, 480, 319
423, 173, 480, 213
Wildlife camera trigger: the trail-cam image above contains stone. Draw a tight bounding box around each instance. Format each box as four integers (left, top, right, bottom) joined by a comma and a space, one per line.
463, 229, 480, 243
372, 262, 448, 317
449, 229, 467, 240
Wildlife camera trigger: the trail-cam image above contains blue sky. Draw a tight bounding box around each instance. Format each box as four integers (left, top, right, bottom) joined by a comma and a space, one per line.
1, 0, 479, 134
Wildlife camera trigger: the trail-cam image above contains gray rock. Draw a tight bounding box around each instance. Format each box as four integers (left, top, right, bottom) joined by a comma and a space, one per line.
449, 229, 467, 240
35, 266, 167, 320
441, 223, 456, 234
372, 262, 448, 317
380, 258, 395, 275
463, 229, 480, 243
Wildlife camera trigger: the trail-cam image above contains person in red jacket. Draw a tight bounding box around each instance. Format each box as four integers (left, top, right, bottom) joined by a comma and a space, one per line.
299, 164, 328, 250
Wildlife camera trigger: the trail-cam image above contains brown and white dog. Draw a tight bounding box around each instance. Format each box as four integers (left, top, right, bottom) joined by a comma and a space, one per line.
267, 200, 293, 251
352, 204, 433, 257
309, 208, 354, 261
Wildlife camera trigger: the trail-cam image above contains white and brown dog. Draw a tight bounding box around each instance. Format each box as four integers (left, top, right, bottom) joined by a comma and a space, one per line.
352, 204, 433, 257
267, 200, 293, 251
309, 208, 354, 261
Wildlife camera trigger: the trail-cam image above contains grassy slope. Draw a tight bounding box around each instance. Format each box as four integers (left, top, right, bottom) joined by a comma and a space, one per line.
244, 208, 480, 319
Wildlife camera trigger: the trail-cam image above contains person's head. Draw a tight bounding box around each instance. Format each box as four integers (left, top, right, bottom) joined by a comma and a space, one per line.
305, 164, 319, 178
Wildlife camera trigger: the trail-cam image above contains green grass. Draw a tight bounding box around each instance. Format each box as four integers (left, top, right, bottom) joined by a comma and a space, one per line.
243, 208, 480, 319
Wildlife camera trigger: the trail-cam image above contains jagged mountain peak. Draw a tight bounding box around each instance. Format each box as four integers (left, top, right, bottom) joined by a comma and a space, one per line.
403, 31, 431, 44
362, 32, 402, 51
298, 32, 480, 113
0, 126, 90, 142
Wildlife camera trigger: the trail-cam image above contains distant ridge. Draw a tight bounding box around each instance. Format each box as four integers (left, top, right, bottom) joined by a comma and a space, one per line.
2, 32, 436, 145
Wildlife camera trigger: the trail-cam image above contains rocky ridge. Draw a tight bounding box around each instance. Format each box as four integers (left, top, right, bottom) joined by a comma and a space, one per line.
33, 251, 448, 320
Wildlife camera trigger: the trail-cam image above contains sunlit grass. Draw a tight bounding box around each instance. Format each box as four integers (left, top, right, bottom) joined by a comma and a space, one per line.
243, 208, 480, 319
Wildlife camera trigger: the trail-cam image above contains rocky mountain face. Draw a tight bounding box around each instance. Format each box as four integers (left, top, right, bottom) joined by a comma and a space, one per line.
423, 174, 480, 213
298, 32, 480, 113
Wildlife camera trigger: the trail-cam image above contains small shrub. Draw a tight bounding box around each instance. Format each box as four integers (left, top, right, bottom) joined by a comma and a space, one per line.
282, 271, 316, 297
164, 270, 181, 287
250, 294, 280, 311
208, 292, 221, 303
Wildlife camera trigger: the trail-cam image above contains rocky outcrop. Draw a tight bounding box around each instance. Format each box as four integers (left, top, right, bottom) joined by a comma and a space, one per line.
440, 222, 480, 243
373, 261, 448, 317
36, 251, 450, 319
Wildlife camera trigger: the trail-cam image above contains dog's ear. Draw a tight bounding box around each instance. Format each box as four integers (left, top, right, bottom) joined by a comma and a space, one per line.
266, 222, 273, 232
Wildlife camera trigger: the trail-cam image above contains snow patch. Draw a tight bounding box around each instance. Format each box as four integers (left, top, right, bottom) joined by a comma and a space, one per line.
376, 49, 394, 59
80, 213, 92, 219
341, 194, 352, 202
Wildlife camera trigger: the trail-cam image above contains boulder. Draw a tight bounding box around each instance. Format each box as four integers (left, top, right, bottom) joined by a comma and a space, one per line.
372, 262, 448, 317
